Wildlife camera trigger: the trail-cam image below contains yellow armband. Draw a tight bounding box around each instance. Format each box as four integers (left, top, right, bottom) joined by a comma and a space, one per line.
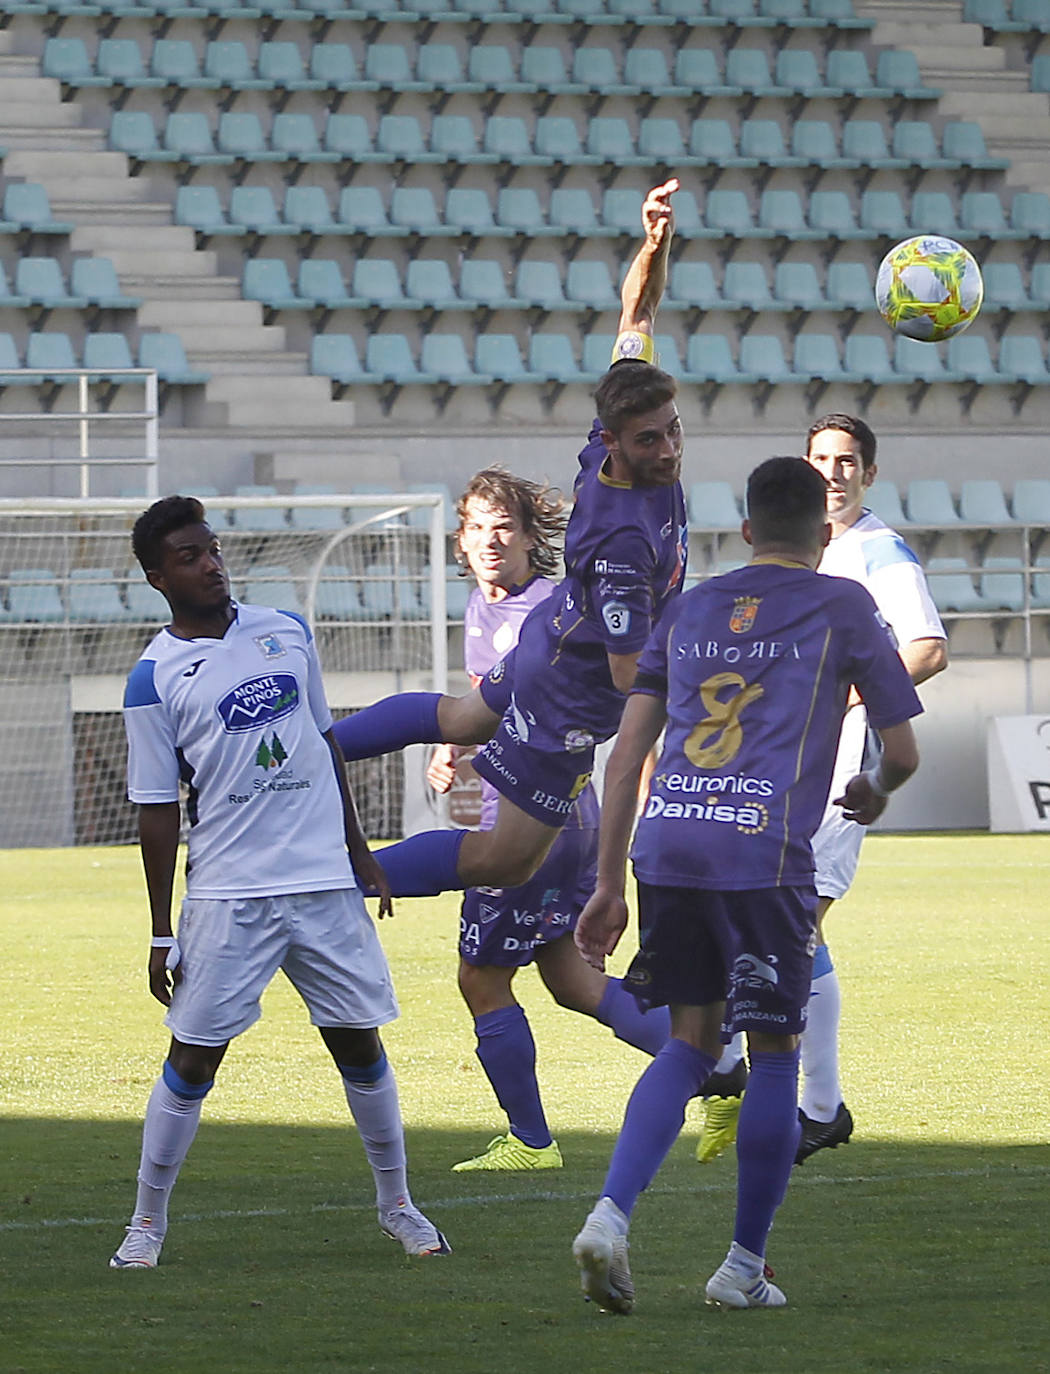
610, 330, 655, 365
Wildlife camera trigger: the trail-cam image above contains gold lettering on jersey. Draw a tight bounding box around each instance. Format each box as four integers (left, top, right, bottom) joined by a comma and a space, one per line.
684, 671, 764, 769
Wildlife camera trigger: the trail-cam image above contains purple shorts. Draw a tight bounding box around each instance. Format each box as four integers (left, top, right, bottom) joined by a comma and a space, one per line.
459, 822, 598, 966
624, 881, 818, 1038
472, 715, 596, 826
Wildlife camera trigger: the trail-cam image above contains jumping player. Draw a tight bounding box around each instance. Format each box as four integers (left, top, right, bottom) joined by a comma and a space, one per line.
570, 456, 921, 1313
112, 496, 449, 1270
332, 179, 687, 898
430, 469, 668, 1172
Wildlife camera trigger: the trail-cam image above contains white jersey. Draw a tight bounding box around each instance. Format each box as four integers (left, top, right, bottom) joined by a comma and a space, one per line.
123, 603, 355, 900
818, 509, 945, 649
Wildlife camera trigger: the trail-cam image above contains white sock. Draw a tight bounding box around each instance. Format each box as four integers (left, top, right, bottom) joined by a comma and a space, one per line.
715, 1032, 746, 1077
132, 1072, 207, 1236
341, 1061, 411, 1214
800, 965, 842, 1123
727, 1240, 764, 1278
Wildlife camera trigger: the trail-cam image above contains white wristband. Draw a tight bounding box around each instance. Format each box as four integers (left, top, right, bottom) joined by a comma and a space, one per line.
865, 767, 890, 799
151, 935, 181, 971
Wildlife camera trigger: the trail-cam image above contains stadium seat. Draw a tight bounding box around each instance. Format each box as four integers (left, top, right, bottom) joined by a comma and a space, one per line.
376, 114, 430, 163
390, 187, 450, 235
311, 43, 371, 92
675, 48, 734, 94
470, 44, 533, 92
841, 120, 901, 168
497, 187, 549, 235
910, 191, 959, 237
739, 119, 797, 166
581, 335, 617, 378
685, 333, 742, 383
776, 50, 825, 95
257, 41, 319, 93
416, 43, 471, 90
519, 45, 581, 92
793, 332, 848, 383
1011, 479, 1050, 526
446, 187, 502, 237
283, 185, 343, 238
406, 260, 462, 311
586, 117, 642, 164
26, 331, 77, 375
217, 112, 282, 165
475, 333, 536, 384
82, 331, 135, 385
0, 264, 28, 309
125, 575, 170, 622
243, 564, 303, 614
1009, 192, 1050, 239
600, 187, 645, 236
349, 257, 413, 309
549, 186, 606, 237
667, 260, 723, 310
808, 191, 863, 240
773, 261, 825, 310
979, 557, 1027, 612
528, 332, 581, 381
204, 40, 268, 93
243, 258, 311, 319
298, 258, 353, 311
999, 335, 1050, 384
925, 557, 986, 613
310, 333, 365, 390
959, 191, 1010, 239
825, 260, 875, 312
892, 120, 948, 168
864, 480, 908, 526
739, 334, 799, 384
15, 257, 83, 310
843, 334, 896, 383
689, 481, 742, 530
337, 187, 400, 237
689, 119, 739, 165
175, 184, 234, 238
876, 49, 937, 98
906, 479, 960, 526
43, 36, 109, 91
981, 262, 1032, 312
535, 117, 591, 168
138, 333, 209, 385
1030, 557, 1050, 610
636, 117, 690, 165
287, 484, 345, 534
893, 336, 950, 383
723, 261, 773, 310
945, 333, 1002, 384
0, 333, 30, 383
229, 185, 292, 236
459, 260, 518, 310
97, 38, 159, 90
151, 39, 216, 91
271, 112, 339, 166
68, 568, 128, 623
758, 189, 811, 237
859, 190, 909, 238
71, 257, 139, 311
959, 479, 1013, 526
314, 566, 365, 621
2, 183, 73, 235
624, 47, 685, 95
166, 112, 232, 168
3, 569, 66, 623
725, 47, 783, 94
431, 114, 487, 164
365, 334, 438, 385
702, 189, 754, 237
565, 260, 618, 310
515, 260, 570, 311
406, 481, 458, 532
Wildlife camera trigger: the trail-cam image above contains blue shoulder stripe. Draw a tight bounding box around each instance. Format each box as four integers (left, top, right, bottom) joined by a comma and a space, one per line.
124, 658, 160, 707
863, 532, 920, 577
277, 608, 312, 642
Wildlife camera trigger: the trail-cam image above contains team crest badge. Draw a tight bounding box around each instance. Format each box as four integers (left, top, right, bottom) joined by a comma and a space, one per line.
729, 596, 761, 634
254, 633, 286, 659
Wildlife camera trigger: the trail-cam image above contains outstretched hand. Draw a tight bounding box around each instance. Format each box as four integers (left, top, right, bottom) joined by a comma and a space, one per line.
642, 177, 679, 248
574, 888, 630, 972
834, 771, 889, 827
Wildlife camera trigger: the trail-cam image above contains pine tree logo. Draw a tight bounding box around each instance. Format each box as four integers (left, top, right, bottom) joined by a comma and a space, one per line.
255, 732, 288, 770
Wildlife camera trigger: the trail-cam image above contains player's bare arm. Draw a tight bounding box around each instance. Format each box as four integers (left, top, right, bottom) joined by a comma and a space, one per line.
835, 719, 919, 826
575, 692, 666, 969
435, 687, 502, 744
899, 635, 948, 686
607, 649, 643, 696
326, 728, 393, 918
617, 177, 678, 337
138, 800, 182, 1006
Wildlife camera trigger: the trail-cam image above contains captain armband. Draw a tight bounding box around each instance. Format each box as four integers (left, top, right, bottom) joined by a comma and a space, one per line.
610, 331, 656, 365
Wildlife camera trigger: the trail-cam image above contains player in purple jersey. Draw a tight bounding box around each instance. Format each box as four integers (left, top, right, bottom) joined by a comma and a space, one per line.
110, 496, 448, 1272
425, 470, 669, 1171
332, 179, 687, 900
570, 458, 920, 1313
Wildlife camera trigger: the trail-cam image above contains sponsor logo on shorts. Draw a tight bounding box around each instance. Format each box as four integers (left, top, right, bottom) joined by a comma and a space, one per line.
531, 788, 576, 818
488, 659, 506, 684
254, 633, 286, 660
217, 673, 299, 732
732, 952, 779, 991
564, 728, 594, 752
478, 903, 501, 925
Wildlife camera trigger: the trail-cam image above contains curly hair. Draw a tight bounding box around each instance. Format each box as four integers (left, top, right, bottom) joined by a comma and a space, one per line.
455, 467, 566, 578
131, 494, 207, 573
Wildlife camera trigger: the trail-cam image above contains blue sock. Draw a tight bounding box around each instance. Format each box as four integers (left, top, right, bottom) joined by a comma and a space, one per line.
474, 1005, 552, 1149
602, 1038, 717, 1218
359, 828, 467, 897
733, 1048, 801, 1257
332, 692, 443, 761
595, 978, 670, 1057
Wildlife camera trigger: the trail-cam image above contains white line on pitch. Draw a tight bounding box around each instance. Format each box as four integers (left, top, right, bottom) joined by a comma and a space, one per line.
2, 1163, 1047, 1234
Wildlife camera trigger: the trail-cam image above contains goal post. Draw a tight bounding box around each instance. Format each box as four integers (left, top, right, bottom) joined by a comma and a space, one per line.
0, 492, 452, 848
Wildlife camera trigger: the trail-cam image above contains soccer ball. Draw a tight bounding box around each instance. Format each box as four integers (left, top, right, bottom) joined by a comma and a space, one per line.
874, 235, 984, 342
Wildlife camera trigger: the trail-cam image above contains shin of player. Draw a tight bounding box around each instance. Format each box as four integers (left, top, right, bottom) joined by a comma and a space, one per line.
571, 457, 920, 1313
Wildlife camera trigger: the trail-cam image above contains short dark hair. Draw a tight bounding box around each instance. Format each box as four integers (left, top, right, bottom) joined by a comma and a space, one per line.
806, 412, 877, 470
594, 359, 677, 436
746, 457, 828, 548
132, 494, 207, 573
456, 467, 566, 578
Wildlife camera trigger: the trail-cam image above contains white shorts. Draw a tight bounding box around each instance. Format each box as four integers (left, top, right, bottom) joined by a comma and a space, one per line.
165, 888, 399, 1048
811, 704, 875, 902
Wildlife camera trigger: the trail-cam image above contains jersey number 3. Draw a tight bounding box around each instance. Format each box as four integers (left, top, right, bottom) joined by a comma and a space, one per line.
684, 671, 764, 769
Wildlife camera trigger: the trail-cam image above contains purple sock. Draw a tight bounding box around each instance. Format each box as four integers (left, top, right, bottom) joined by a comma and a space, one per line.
595, 978, 670, 1057
359, 828, 467, 897
603, 1038, 717, 1218
733, 1048, 801, 1257
474, 1005, 552, 1149
332, 692, 442, 760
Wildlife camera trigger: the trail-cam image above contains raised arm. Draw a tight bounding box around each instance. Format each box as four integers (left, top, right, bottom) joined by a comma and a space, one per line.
616, 177, 679, 340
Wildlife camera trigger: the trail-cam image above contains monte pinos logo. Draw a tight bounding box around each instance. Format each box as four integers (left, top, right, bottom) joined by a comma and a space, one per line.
217, 673, 300, 733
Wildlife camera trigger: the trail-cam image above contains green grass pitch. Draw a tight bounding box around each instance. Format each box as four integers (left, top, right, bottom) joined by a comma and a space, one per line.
2, 835, 1049, 1374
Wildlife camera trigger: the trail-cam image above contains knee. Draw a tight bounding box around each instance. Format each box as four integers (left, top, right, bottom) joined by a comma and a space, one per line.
320, 1025, 382, 1069
168, 1041, 224, 1085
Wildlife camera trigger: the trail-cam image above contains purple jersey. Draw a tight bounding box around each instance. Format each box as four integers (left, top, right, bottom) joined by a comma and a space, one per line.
629, 560, 922, 891
490, 420, 688, 754
464, 576, 598, 830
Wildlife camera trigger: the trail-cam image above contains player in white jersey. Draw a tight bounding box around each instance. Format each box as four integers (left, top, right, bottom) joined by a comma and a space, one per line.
110, 495, 449, 1271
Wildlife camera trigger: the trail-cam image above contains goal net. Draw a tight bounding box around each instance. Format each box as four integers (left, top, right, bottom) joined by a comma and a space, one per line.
0, 493, 454, 847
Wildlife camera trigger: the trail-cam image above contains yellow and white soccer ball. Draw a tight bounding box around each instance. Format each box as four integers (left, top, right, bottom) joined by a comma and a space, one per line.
874, 235, 984, 342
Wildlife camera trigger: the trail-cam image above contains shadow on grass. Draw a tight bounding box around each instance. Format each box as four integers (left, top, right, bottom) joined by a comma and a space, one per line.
3, 1118, 1049, 1374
